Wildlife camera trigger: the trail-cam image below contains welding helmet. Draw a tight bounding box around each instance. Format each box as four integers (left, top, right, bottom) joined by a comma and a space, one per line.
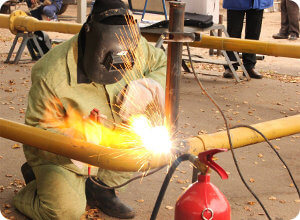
82, 6, 140, 85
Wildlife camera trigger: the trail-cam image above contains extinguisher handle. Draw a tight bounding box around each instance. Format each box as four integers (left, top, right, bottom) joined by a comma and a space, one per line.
198, 149, 228, 180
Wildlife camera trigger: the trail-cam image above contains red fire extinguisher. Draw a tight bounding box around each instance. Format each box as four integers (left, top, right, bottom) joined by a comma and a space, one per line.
175, 149, 231, 220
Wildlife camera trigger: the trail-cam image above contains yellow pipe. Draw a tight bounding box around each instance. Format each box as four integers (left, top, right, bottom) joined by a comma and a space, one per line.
0, 14, 10, 29
188, 114, 300, 155
0, 118, 170, 171
13, 14, 82, 35
1, 114, 299, 171
0, 11, 300, 59
143, 33, 300, 59
1, 10, 82, 35
189, 35, 300, 59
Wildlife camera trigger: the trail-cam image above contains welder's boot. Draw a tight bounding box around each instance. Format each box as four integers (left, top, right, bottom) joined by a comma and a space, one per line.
85, 178, 135, 219
21, 162, 35, 184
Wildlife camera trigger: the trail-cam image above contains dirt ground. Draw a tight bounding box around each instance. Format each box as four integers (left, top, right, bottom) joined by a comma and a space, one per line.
0, 3, 300, 220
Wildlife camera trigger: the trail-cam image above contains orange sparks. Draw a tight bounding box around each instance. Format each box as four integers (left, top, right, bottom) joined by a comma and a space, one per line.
43, 99, 172, 156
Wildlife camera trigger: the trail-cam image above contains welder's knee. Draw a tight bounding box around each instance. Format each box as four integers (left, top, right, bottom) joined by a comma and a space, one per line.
39, 197, 86, 220
13, 178, 86, 220
33, 165, 87, 220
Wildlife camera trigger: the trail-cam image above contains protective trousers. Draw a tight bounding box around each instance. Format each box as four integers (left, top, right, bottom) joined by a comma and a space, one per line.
14, 165, 87, 220
13, 164, 131, 219
280, 0, 299, 37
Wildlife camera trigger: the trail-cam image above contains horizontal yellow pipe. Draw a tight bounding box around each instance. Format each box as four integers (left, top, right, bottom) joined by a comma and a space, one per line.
0, 118, 170, 171
13, 15, 82, 35
188, 114, 300, 155
189, 35, 300, 59
1, 11, 300, 59
0, 14, 10, 29
2, 10, 82, 35
1, 115, 299, 171
143, 33, 300, 59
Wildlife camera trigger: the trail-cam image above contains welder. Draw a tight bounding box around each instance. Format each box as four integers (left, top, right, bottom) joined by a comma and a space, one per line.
13, 0, 167, 219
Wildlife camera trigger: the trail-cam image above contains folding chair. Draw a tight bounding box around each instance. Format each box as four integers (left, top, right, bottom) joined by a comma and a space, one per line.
141, 0, 168, 21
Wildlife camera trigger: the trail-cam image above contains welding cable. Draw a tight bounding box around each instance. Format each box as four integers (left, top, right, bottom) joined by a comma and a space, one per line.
231, 124, 300, 198
88, 165, 166, 190
186, 43, 272, 220
150, 154, 191, 220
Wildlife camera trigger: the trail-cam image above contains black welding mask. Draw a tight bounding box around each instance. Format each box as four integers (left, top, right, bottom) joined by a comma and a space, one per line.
82, 8, 140, 84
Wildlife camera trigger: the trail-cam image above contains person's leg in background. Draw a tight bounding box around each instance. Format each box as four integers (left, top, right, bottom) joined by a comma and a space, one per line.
223, 9, 245, 78
42, 0, 62, 21
25, 0, 43, 20
273, 0, 289, 39
286, 0, 299, 40
14, 164, 86, 220
243, 8, 264, 79
25, 0, 33, 8
280, 0, 289, 37
30, 6, 43, 20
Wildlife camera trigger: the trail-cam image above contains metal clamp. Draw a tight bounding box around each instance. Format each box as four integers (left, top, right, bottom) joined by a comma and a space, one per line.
162, 32, 201, 43
9, 10, 28, 35
201, 208, 214, 220
171, 139, 191, 156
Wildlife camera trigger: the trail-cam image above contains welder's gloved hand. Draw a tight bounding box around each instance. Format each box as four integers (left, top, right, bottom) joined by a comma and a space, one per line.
89, 108, 107, 123
67, 109, 107, 170
116, 78, 165, 122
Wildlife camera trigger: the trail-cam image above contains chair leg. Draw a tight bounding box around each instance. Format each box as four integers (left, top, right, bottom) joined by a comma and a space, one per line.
14, 37, 29, 64
222, 29, 250, 81
142, 0, 168, 21
128, 0, 133, 10
5, 34, 20, 63
141, 0, 149, 21
212, 29, 241, 82
162, 0, 168, 20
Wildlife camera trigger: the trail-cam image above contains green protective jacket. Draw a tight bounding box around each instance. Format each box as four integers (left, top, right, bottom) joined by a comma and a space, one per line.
23, 34, 167, 186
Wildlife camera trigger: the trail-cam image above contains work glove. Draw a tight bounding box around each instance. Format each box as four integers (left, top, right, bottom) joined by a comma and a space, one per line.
89, 108, 107, 123
70, 108, 107, 169
116, 78, 165, 123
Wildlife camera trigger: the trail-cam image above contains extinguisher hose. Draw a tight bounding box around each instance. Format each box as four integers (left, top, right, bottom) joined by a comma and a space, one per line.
150, 154, 191, 220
